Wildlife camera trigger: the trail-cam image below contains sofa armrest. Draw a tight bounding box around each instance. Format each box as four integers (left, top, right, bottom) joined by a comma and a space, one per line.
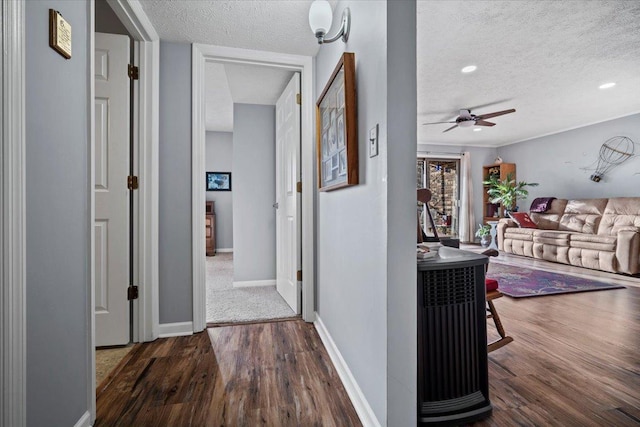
616, 227, 640, 275
497, 219, 517, 250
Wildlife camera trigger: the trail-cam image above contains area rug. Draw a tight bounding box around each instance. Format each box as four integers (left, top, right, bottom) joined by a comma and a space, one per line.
206, 253, 296, 324
487, 262, 625, 298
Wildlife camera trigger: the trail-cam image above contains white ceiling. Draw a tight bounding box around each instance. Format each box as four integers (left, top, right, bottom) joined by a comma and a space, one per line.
139, 0, 328, 56
417, 1, 640, 147
140, 0, 640, 146
204, 62, 294, 132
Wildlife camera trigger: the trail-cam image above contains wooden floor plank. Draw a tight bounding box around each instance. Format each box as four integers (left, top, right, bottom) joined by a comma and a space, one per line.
97, 251, 640, 426
96, 320, 361, 427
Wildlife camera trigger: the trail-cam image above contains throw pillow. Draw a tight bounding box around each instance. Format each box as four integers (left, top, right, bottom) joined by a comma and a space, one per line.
509, 212, 538, 229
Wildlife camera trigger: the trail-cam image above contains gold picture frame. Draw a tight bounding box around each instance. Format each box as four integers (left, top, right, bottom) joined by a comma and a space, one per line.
316, 52, 358, 191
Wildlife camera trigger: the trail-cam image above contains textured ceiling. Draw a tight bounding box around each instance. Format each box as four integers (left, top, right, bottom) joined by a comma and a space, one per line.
139, 0, 331, 56
417, 0, 640, 146
205, 62, 293, 132
142, 0, 640, 145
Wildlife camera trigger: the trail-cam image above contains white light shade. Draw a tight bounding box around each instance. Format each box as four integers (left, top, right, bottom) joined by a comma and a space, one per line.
309, 0, 333, 34
459, 120, 474, 128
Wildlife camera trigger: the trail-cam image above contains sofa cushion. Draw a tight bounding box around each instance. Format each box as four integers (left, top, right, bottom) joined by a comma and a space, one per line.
529, 199, 567, 230
504, 227, 536, 241
558, 198, 607, 234
569, 233, 617, 251
598, 197, 640, 236
509, 212, 538, 228
533, 230, 571, 246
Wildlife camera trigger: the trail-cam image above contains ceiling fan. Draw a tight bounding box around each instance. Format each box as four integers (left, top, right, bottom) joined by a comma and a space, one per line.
423, 108, 516, 133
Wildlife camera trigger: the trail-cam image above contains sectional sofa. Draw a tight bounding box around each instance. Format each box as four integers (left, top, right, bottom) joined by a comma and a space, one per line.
497, 197, 640, 275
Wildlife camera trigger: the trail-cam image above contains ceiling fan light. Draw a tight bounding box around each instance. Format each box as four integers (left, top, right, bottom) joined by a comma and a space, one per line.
458, 120, 474, 128
309, 0, 333, 36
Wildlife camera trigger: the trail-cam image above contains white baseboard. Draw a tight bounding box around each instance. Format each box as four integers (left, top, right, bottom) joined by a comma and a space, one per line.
314, 315, 381, 427
216, 248, 233, 253
158, 321, 194, 338
232, 279, 276, 288
74, 411, 91, 427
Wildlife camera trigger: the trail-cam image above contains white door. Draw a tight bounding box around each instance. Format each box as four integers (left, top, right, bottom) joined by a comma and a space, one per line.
95, 33, 131, 346
275, 73, 301, 313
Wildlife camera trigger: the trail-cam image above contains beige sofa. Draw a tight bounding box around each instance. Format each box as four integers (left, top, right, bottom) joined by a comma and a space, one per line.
497, 197, 640, 275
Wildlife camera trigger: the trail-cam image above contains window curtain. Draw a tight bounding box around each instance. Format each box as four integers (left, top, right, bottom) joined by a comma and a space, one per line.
459, 152, 475, 243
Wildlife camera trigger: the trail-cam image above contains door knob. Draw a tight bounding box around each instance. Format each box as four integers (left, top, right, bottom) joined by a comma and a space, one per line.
273, 203, 279, 209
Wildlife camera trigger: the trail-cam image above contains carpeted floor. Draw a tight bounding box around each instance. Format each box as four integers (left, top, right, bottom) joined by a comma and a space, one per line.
206, 253, 296, 324
96, 345, 134, 387
487, 262, 626, 297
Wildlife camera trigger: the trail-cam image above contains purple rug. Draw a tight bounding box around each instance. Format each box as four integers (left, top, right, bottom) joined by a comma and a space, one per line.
487, 263, 625, 298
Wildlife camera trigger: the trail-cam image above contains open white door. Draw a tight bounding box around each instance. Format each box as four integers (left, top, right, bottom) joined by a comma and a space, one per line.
275, 73, 302, 314
95, 33, 131, 346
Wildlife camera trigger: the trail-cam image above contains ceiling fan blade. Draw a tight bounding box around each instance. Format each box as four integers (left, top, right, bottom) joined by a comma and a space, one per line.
475, 120, 496, 127
443, 124, 458, 133
476, 108, 516, 120
423, 121, 456, 125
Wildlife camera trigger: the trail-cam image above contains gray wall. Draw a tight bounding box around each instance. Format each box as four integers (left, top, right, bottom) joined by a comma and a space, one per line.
497, 113, 640, 209
95, 0, 130, 35
386, 2, 418, 424
232, 104, 276, 282
159, 41, 192, 323
315, 1, 418, 423
25, 1, 90, 425
417, 144, 498, 234
205, 131, 234, 250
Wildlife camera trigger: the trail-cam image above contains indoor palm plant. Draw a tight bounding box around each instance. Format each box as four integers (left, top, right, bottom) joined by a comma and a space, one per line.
482, 173, 539, 213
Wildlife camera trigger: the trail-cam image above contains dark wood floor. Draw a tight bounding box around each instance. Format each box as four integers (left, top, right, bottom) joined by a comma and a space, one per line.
474, 261, 640, 426
95, 320, 361, 427
97, 255, 640, 426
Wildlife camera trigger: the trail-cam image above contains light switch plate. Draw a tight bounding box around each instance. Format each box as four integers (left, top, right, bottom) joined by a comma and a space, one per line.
369, 124, 379, 157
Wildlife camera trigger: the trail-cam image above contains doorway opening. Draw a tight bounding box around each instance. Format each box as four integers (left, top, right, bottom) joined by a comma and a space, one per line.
417, 157, 461, 238
191, 45, 315, 332
202, 63, 301, 325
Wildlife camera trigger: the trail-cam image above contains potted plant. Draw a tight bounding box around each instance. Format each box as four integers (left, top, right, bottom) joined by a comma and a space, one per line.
476, 223, 492, 248
482, 173, 539, 214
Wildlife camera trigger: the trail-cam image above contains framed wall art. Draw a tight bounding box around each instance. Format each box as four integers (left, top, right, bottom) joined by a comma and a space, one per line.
316, 52, 358, 191
206, 172, 232, 191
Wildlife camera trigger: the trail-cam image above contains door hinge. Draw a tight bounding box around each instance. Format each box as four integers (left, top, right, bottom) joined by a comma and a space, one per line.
296, 181, 302, 193
128, 64, 139, 80
127, 285, 139, 300
127, 175, 139, 190
296, 93, 301, 105
297, 270, 302, 281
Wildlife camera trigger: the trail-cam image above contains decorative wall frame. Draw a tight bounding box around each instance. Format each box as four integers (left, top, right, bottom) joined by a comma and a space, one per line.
206, 172, 232, 191
316, 52, 358, 191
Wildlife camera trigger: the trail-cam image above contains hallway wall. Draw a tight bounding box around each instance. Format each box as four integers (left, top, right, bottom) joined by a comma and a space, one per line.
25, 1, 91, 425
158, 41, 193, 323
205, 131, 234, 250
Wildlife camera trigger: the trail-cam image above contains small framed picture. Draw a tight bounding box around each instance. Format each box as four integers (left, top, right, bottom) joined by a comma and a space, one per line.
206, 172, 232, 191
336, 113, 345, 148
316, 52, 358, 191
338, 150, 346, 176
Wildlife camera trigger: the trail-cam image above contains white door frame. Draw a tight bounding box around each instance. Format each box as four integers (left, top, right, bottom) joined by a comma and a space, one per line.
89, 0, 160, 422
191, 44, 315, 332
1, 1, 26, 425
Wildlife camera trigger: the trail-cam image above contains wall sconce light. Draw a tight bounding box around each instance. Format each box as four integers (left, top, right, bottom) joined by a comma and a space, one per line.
308, 0, 351, 44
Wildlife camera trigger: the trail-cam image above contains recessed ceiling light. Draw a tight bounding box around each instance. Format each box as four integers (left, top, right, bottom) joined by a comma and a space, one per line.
473, 127, 482, 132
461, 65, 477, 73
599, 82, 616, 89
